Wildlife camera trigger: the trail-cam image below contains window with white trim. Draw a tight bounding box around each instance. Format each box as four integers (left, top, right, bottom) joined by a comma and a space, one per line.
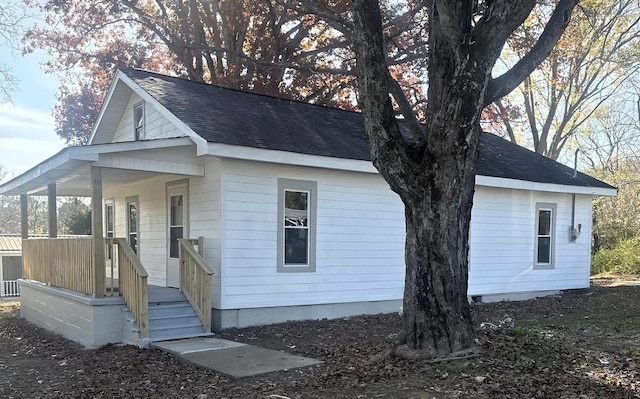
133, 102, 145, 140
126, 196, 139, 255
534, 202, 556, 269
277, 179, 317, 272
105, 200, 115, 260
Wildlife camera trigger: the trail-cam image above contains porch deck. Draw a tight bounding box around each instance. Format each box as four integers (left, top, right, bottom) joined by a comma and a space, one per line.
20, 278, 211, 348
106, 280, 183, 302
20, 236, 213, 347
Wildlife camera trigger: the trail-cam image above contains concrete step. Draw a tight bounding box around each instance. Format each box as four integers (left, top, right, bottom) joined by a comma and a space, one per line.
148, 302, 194, 317
146, 295, 209, 342
149, 325, 211, 342
149, 314, 202, 329
122, 289, 211, 345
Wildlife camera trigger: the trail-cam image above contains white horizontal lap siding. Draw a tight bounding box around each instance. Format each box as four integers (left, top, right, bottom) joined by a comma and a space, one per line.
469, 186, 593, 296
189, 157, 222, 308
104, 179, 167, 286
111, 93, 181, 143
220, 159, 406, 309
99, 147, 202, 175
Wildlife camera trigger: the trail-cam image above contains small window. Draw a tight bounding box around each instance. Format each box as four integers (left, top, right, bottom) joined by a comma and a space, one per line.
105, 200, 115, 260
534, 203, 556, 269
126, 196, 139, 255
133, 103, 144, 140
277, 179, 317, 272
169, 194, 184, 259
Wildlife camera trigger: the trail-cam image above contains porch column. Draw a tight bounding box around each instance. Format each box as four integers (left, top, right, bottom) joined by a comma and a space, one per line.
91, 166, 105, 298
20, 195, 28, 239
47, 183, 57, 238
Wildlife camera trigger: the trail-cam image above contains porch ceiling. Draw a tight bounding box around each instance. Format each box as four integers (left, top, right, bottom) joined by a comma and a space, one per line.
25, 166, 172, 196
0, 137, 202, 197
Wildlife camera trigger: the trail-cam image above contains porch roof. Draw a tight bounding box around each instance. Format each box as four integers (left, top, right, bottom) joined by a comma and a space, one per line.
0, 137, 202, 196
0, 235, 21, 252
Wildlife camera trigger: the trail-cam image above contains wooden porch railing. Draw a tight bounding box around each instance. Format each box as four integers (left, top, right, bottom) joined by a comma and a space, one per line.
106, 237, 149, 338
22, 238, 94, 295
179, 238, 213, 332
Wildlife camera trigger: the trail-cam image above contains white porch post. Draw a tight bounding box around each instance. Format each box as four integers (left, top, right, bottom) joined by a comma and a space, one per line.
20, 195, 28, 240
47, 183, 57, 238
91, 166, 105, 298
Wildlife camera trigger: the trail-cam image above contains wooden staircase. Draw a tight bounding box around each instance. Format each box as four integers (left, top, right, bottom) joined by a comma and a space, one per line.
147, 291, 211, 341
123, 285, 212, 347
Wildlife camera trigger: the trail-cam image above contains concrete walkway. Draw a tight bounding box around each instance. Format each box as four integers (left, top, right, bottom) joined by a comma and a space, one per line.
151, 337, 322, 378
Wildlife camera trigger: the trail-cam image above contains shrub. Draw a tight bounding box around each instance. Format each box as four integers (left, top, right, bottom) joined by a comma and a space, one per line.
592, 235, 640, 275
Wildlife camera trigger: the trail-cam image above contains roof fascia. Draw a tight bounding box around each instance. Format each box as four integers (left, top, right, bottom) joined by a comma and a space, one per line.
0, 138, 196, 195
206, 142, 378, 174
206, 142, 617, 196
476, 175, 617, 196
88, 70, 125, 145
0, 147, 87, 195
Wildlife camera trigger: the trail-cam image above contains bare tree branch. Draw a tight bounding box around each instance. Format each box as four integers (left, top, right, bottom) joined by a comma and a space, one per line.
484, 0, 580, 106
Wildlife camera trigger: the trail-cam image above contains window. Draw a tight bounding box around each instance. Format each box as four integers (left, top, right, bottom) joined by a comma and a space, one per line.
133, 102, 144, 140
534, 203, 556, 269
126, 196, 139, 255
277, 179, 317, 272
105, 200, 115, 260
169, 194, 184, 259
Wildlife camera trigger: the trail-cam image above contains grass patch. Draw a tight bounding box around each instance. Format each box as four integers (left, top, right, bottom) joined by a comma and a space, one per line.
517, 309, 640, 332
504, 326, 547, 336
0, 301, 20, 317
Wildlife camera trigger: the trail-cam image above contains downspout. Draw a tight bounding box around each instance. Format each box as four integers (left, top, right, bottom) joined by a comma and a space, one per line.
570, 149, 581, 241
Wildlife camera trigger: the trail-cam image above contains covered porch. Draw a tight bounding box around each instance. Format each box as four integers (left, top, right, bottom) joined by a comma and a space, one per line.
0, 138, 215, 346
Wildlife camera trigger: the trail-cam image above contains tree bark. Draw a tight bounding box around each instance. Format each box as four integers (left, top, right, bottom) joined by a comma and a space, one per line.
353, 0, 577, 359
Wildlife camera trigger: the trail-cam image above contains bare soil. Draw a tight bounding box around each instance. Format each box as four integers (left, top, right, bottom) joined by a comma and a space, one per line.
2, 277, 640, 398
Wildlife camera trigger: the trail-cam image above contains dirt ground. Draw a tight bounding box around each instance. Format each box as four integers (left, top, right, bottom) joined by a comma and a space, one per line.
2, 277, 640, 398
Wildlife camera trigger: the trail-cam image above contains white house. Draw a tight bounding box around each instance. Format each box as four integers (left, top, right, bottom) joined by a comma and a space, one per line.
0, 235, 21, 297
0, 69, 616, 347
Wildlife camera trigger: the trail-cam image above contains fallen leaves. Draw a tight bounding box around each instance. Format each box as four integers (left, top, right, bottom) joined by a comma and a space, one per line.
1, 282, 640, 398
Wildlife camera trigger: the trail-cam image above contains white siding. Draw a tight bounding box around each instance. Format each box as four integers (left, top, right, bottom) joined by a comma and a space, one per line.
189, 157, 222, 308
468, 186, 593, 295
218, 159, 595, 310
105, 176, 177, 286
102, 156, 221, 296
101, 151, 595, 310
219, 158, 406, 309
99, 146, 203, 176
111, 93, 182, 142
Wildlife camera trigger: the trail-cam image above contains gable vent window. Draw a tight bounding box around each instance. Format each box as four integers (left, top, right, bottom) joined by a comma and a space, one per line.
534, 202, 556, 269
277, 179, 317, 273
133, 103, 145, 140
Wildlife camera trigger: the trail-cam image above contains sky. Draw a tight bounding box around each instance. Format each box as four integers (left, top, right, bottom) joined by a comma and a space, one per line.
0, 46, 65, 181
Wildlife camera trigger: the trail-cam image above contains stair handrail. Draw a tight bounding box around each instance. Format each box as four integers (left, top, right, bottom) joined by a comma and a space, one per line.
179, 238, 213, 333
107, 237, 149, 338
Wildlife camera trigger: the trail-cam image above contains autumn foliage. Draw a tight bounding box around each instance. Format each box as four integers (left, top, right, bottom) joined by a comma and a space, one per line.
24, 0, 428, 144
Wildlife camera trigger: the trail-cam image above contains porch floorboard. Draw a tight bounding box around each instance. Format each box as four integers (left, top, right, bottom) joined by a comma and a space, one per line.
148, 285, 183, 302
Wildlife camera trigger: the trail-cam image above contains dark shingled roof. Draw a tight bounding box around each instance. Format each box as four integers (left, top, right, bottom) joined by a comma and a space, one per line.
122, 69, 614, 191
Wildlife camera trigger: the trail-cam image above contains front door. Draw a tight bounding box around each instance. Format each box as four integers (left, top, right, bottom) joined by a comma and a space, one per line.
166, 184, 187, 288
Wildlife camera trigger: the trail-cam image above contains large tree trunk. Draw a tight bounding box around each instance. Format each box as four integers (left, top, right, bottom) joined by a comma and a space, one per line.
352, 0, 579, 358
396, 135, 478, 358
